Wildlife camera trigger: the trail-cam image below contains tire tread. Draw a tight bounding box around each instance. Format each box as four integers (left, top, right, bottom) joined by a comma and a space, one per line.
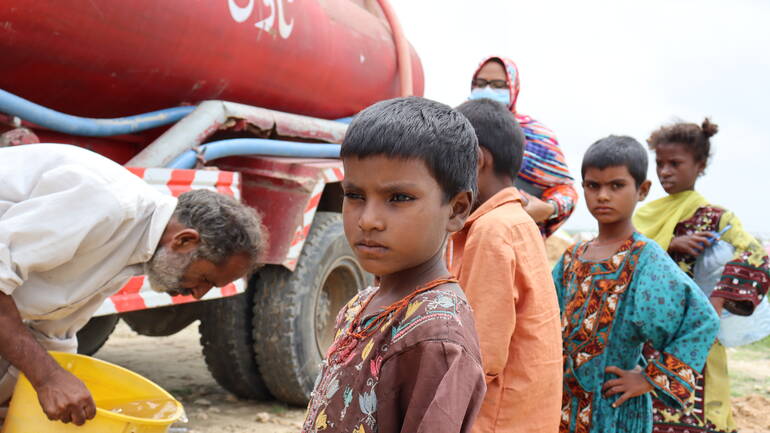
253, 212, 347, 405
200, 287, 272, 400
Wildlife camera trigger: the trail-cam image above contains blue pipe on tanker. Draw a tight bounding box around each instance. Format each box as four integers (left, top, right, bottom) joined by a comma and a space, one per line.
335, 117, 354, 124
0, 89, 194, 136
0, 88, 346, 163
168, 138, 342, 169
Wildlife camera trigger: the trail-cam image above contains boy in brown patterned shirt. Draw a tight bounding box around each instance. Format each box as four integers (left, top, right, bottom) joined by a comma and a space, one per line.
301, 97, 486, 433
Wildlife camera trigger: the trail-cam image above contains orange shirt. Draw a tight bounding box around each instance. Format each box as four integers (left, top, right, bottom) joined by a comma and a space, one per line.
447, 187, 563, 433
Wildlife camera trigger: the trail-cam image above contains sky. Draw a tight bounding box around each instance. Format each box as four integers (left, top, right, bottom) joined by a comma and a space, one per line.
389, 0, 770, 236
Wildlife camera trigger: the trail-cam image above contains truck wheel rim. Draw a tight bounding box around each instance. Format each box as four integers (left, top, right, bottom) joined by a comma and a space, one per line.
315, 257, 361, 355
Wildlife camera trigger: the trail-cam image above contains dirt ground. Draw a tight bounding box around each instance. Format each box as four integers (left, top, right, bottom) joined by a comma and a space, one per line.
728, 341, 770, 433
96, 321, 770, 433
733, 394, 770, 433
96, 322, 306, 433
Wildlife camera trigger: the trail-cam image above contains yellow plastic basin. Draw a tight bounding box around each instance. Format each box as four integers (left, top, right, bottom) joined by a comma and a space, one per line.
1, 352, 184, 433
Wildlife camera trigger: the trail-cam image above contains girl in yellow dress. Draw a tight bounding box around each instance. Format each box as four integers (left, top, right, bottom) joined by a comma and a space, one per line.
634, 118, 769, 433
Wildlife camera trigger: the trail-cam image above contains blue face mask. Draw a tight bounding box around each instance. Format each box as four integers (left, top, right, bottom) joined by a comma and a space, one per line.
469, 87, 511, 107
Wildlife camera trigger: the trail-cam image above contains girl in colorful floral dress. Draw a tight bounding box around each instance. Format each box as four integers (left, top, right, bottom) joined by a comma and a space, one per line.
553, 135, 719, 433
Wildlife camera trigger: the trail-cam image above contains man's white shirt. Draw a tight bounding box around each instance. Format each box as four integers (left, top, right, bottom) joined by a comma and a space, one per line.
0, 143, 177, 349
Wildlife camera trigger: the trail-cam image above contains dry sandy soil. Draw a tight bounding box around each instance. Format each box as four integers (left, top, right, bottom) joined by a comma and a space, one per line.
728, 343, 770, 433
96, 322, 306, 433
95, 321, 770, 433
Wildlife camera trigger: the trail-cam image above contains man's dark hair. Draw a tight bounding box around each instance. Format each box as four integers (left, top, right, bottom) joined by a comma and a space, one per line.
173, 189, 265, 267
341, 96, 478, 202
455, 98, 524, 178
581, 135, 648, 187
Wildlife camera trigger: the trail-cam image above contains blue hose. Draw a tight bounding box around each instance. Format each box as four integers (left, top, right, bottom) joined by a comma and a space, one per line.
168, 138, 342, 168
0, 89, 195, 136
335, 116, 354, 124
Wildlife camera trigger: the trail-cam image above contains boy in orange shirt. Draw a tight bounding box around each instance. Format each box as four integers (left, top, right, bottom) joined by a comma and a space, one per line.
449, 98, 563, 433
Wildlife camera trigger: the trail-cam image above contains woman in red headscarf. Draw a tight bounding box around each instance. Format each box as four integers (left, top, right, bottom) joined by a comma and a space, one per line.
469, 56, 577, 237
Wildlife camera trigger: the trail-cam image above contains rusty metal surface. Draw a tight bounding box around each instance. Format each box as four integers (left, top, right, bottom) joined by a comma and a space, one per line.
0, 127, 39, 147
127, 101, 347, 168
224, 101, 347, 144
216, 156, 344, 267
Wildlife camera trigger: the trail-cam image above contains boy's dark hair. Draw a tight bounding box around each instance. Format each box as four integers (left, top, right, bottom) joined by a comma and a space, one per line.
341, 96, 478, 202
647, 118, 718, 166
581, 135, 648, 187
455, 99, 524, 179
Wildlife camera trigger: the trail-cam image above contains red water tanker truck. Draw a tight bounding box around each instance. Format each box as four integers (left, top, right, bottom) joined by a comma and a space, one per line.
0, 0, 423, 405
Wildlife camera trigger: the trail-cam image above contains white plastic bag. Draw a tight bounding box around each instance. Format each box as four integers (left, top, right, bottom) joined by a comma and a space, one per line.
693, 239, 734, 298
719, 299, 770, 347
693, 236, 770, 347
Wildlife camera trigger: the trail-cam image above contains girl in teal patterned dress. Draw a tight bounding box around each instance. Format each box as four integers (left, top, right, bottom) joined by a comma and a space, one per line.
553, 135, 719, 433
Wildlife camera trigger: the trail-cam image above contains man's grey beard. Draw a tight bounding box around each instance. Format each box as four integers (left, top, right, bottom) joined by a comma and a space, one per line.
143, 246, 196, 295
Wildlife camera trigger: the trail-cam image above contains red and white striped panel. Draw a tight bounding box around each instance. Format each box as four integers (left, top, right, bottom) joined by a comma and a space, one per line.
125, 167, 241, 199
282, 167, 345, 270
90, 167, 243, 317
93, 277, 246, 316
321, 167, 344, 184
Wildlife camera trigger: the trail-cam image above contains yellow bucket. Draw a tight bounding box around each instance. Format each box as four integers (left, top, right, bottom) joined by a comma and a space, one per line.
1, 352, 184, 433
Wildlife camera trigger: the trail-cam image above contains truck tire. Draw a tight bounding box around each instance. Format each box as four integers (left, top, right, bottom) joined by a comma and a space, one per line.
199, 286, 271, 400
76, 314, 119, 356
253, 212, 370, 405
120, 303, 201, 337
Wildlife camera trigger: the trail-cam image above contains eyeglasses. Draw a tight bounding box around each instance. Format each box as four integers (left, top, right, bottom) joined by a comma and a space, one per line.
471, 78, 509, 89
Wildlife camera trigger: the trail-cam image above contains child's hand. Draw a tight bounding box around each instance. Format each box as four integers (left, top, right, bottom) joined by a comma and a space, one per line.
602, 366, 653, 408
668, 232, 716, 256
709, 296, 725, 315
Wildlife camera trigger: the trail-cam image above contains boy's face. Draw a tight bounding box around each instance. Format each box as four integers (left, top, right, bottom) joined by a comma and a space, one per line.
582, 165, 650, 225
341, 156, 469, 277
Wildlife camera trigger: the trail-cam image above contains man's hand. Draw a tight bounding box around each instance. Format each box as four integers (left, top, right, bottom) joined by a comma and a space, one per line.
520, 192, 556, 223
0, 293, 96, 425
668, 232, 716, 256
602, 366, 653, 408
35, 368, 96, 425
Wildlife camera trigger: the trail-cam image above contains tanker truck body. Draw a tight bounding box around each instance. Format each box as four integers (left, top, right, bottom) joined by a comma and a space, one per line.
0, 0, 423, 405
